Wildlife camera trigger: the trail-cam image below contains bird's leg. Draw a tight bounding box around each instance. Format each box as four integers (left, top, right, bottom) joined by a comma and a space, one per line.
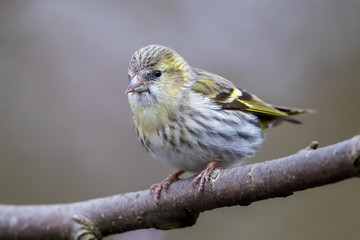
150, 169, 185, 200
192, 160, 219, 191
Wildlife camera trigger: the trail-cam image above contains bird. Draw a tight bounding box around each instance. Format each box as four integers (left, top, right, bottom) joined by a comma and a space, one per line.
125, 44, 310, 199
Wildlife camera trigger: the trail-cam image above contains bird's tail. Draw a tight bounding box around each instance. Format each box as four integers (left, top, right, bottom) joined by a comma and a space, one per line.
270, 104, 315, 124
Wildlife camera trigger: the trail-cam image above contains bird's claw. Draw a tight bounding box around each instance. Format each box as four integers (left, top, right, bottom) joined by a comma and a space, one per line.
150, 170, 184, 201
192, 160, 219, 191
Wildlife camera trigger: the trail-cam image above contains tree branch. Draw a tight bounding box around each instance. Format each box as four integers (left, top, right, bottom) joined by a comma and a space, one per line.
1, 135, 359, 240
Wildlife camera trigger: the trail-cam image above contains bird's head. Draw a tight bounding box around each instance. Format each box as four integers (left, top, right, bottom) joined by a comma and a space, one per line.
126, 45, 195, 109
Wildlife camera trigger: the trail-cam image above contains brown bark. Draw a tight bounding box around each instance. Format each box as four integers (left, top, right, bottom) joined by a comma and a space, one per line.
0, 135, 359, 240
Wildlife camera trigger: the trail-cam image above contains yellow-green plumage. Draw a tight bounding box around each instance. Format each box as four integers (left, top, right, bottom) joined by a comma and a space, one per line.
126, 44, 310, 195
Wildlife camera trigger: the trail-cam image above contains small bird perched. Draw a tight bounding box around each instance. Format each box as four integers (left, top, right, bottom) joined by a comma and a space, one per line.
126, 44, 310, 199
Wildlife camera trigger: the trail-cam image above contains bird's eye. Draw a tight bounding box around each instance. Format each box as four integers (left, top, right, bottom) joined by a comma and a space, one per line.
153, 70, 162, 78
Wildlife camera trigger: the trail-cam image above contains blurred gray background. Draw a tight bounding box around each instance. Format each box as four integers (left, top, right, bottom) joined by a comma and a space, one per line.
1, 1, 359, 239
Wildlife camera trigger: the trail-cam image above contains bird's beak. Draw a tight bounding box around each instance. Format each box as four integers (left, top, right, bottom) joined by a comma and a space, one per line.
125, 75, 148, 94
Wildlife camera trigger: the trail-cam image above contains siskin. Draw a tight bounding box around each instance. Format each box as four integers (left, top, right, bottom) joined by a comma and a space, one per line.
126, 44, 310, 199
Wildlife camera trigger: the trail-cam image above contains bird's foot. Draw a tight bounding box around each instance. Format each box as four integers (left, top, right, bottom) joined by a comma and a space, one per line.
192, 160, 219, 191
150, 170, 185, 201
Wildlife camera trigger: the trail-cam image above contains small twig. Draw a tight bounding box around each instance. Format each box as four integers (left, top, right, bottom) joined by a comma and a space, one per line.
307, 140, 319, 150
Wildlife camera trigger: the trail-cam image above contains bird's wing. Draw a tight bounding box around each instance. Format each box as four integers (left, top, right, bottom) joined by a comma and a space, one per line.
192, 68, 302, 123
